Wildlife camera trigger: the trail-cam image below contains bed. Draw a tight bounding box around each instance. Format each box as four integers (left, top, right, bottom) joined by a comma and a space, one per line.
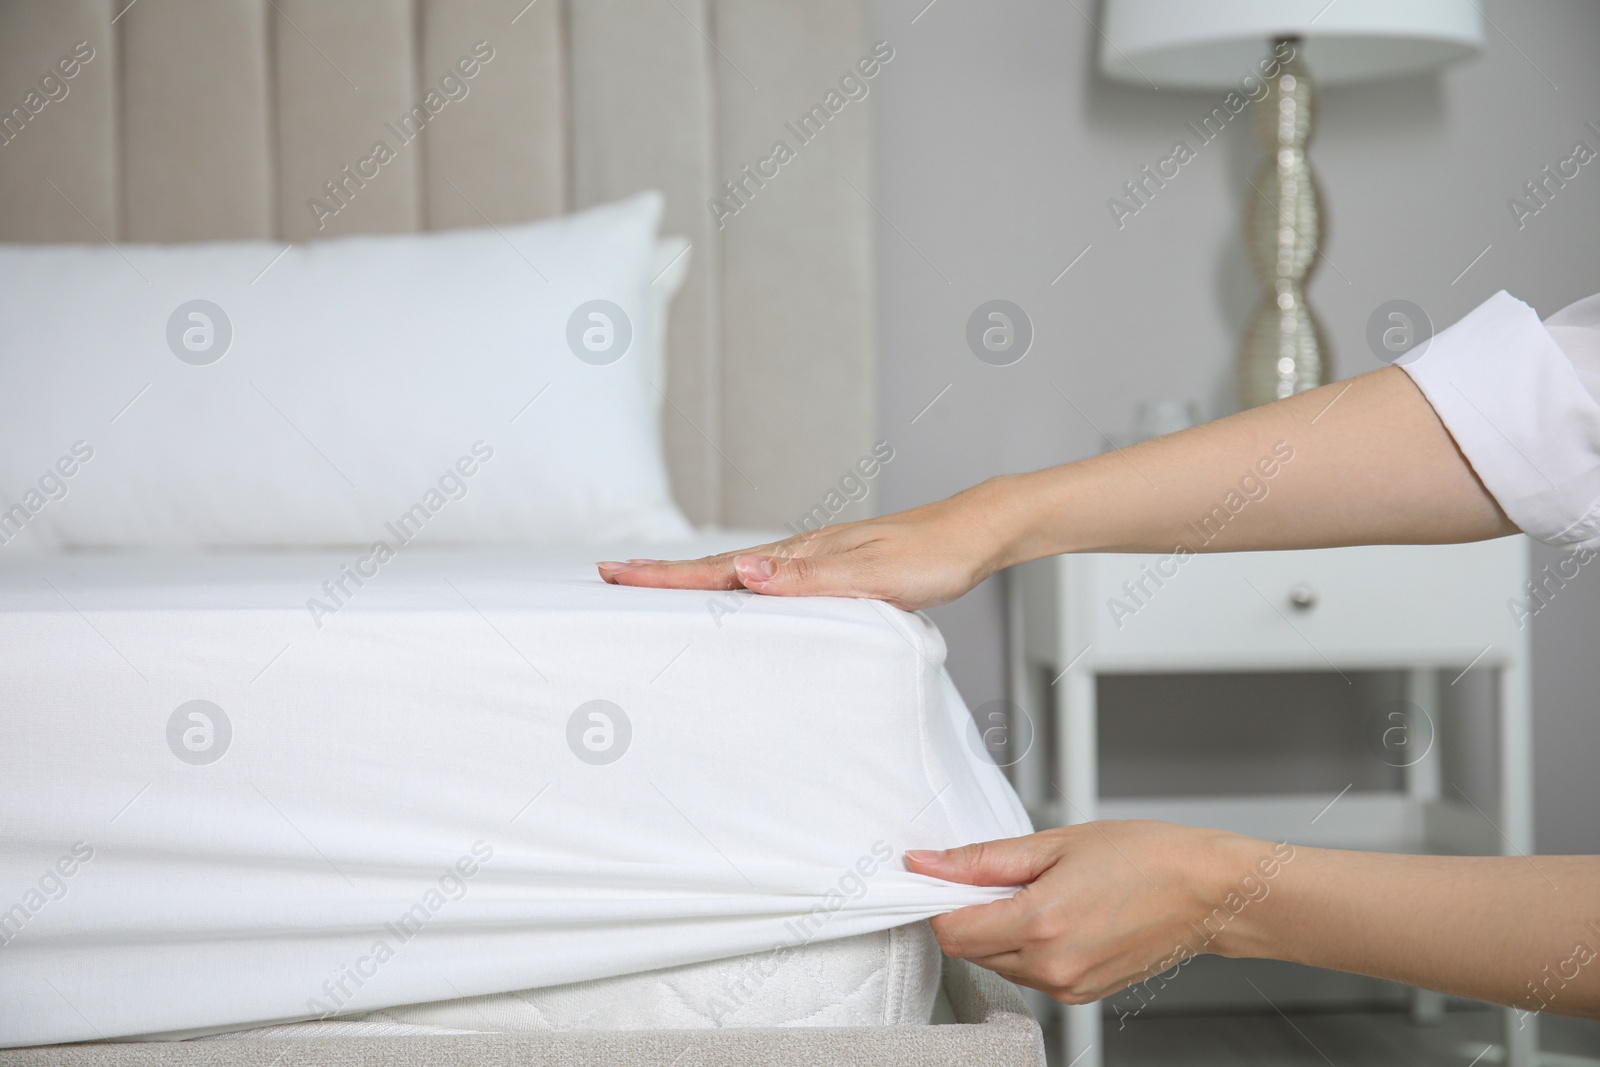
0, 1, 1046, 1063
0, 535, 1032, 1042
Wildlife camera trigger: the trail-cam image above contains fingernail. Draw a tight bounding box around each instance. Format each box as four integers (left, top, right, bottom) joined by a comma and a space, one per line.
626, 558, 658, 565
904, 849, 945, 864
597, 561, 627, 569
735, 555, 776, 581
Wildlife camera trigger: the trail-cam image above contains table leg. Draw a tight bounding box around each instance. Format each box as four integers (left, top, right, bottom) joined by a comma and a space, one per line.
1006, 568, 1049, 816
1405, 668, 1446, 1026
1057, 670, 1101, 1067
1503, 1006, 1540, 1067
1498, 661, 1538, 1067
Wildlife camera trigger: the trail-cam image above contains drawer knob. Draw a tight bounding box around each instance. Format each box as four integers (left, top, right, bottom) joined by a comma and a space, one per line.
1288, 584, 1317, 611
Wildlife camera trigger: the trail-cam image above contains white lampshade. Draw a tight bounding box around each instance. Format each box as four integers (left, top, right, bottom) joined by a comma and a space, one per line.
1100, 0, 1484, 88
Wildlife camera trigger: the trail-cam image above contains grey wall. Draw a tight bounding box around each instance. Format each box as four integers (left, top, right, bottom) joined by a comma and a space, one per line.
864, 0, 1600, 854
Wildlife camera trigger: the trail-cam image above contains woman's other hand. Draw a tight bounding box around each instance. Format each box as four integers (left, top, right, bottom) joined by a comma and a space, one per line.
904, 822, 1284, 1004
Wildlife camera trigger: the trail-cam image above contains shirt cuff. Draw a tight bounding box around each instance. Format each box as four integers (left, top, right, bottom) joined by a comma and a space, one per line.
1402, 290, 1600, 552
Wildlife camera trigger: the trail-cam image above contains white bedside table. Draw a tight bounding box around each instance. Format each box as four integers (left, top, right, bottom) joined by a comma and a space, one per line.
1005, 537, 1534, 1067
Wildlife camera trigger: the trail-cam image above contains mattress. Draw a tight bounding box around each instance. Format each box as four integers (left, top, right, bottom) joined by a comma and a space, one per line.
0, 533, 1032, 1047
202, 922, 945, 1039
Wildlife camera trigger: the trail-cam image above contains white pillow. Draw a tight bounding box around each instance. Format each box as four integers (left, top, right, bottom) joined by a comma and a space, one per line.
0, 192, 694, 549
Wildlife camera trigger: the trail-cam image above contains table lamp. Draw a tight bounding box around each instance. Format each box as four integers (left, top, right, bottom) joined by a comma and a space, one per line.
1098, 0, 1483, 408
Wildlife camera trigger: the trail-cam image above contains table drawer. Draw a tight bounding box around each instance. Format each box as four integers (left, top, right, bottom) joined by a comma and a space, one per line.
1054, 538, 1528, 671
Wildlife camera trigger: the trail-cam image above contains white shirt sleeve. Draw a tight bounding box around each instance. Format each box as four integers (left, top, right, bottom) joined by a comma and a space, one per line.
1402, 290, 1600, 552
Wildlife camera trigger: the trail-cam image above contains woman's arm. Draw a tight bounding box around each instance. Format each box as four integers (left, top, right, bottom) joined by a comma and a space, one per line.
599, 368, 1517, 609
906, 823, 1600, 1019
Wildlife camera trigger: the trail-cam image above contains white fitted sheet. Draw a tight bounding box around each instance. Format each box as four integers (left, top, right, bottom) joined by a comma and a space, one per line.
0, 534, 1031, 1047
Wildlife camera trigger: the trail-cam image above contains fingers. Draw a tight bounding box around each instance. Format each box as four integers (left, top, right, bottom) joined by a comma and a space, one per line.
601, 545, 874, 599
907, 834, 1067, 961
597, 554, 747, 591
729, 551, 871, 598
959, 952, 1046, 993
904, 833, 1061, 887
928, 897, 1031, 960
961, 953, 1102, 1005
595, 535, 815, 592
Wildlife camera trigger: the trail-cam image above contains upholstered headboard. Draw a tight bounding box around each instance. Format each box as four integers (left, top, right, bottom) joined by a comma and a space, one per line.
0, 0, 876, 528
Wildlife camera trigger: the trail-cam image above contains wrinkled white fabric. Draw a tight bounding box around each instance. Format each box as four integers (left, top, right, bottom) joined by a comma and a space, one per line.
1403, 290, 1600, 551
0, 536, 1030, 1047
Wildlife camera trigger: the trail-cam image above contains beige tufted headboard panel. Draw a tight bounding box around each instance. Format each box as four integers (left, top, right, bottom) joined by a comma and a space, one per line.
0, 0, 876, 528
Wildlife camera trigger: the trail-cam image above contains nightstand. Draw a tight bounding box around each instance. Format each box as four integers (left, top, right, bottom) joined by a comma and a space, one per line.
1005, 538, 1534, 1067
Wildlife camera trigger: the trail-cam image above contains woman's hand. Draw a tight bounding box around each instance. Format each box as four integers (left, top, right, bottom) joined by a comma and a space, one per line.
905, 822, 1280, 1003
601, 372, 1516, 608
911, 824, 1600, 1018
596, 478, 1022, 612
